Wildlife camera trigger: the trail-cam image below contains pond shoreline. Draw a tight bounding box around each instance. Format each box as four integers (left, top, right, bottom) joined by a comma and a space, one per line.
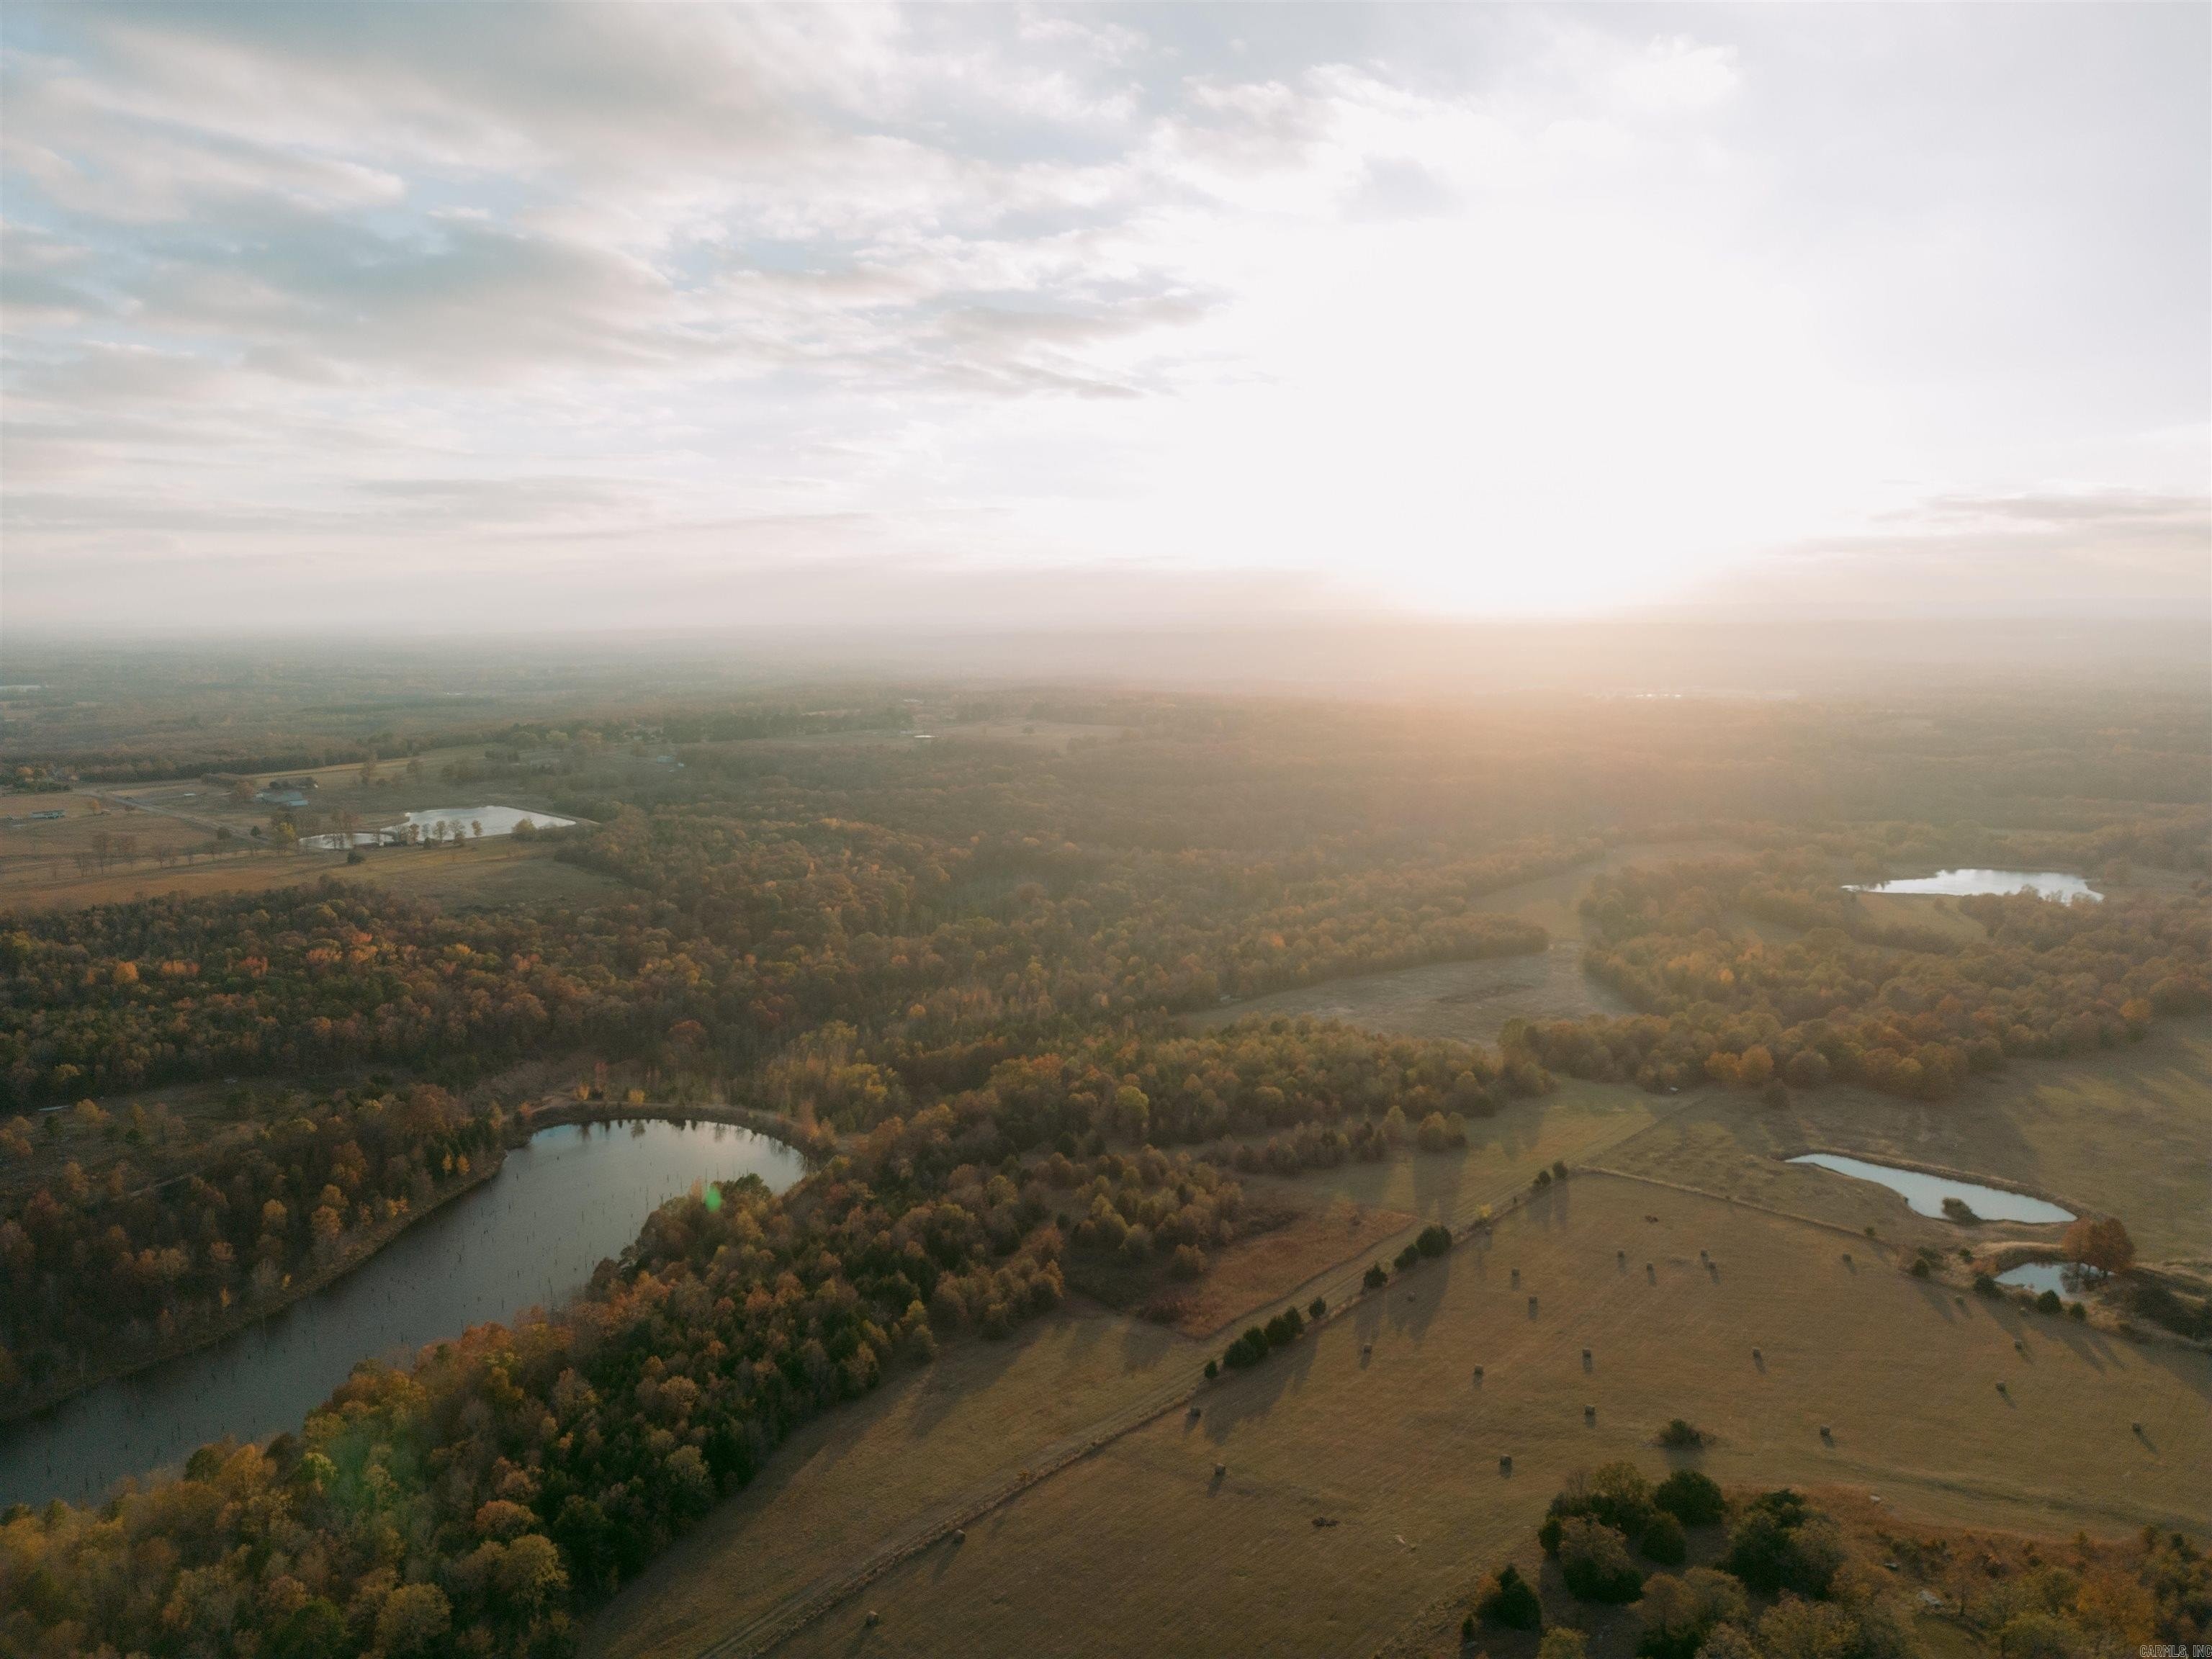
1, 1098, 819, 1431
1776, 1143, 2083, 1223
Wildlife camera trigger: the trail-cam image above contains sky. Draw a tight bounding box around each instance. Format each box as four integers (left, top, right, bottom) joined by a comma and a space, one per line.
2, 3, 2207, 636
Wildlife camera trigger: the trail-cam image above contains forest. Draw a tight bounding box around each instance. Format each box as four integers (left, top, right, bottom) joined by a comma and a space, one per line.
0, 684, 2206, 1658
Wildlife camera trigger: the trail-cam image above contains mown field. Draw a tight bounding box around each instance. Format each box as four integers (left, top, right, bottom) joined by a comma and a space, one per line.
774, 1174, 2210, 1659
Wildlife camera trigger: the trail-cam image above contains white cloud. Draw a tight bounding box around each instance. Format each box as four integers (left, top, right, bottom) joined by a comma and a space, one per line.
1, 4, 2204, 633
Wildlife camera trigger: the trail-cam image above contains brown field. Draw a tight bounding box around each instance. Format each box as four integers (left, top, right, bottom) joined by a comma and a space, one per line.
1593, 1018, 2212, 1270
774, 1174, 2210, 1659
585, 1081, 1671, 1659
584, 1301, 1208, 1659
0, 808, 613, 914
1156, 1198, 1416, 1337
1189, 842, 1740, 1048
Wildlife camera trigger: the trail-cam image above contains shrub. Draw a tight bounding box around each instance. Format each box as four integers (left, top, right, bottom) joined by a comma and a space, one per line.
1203, 1359, 1218, 1380
2036, 1289, 2063, 1315
1653, 1468, 1725, 1527
1910, 1258, 1931, 1279
1395, 1243, 1421, 1271
1941, 1196, 1979, 1223
1224, 1328, 1269, 1369
1416, 1110, 1465, 1152
1552, 1159, 1569, 1180
1364, 1262, 1389, 1290
1635, 1568, 1750, 1659
1722, 1490, 1843, 1598
1478, 1563, 1543, 1630
1658, 1418, 1704, 1449
1973, 1273, 2000, 1298
1641, 1513, 1688, 1565
1557, 1517, 1644, 1603
1533, 1168, 1555, 1191
2062, 1215, 2136, 1275
1308, 1295, 1326, 1320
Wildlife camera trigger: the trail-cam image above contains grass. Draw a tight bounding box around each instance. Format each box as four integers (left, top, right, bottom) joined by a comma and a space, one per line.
1593, 1019, 2212, 1271
1187, 840, 1739, 1048
1155, 1199, 1415, 1337
585, 1081, 1667, 1658
0, 834, 613, 915
771, 1174, 2209, 1659
585, 1302, 1207, 1659
1189, 943, 1635, 1049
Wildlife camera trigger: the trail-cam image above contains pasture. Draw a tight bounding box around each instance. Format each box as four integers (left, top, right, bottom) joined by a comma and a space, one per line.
773, 1174, 2208, 1659
1190, 841, 1739, 1048
1596, 1018, 2212, 1270
586, 1083, 1668, 1658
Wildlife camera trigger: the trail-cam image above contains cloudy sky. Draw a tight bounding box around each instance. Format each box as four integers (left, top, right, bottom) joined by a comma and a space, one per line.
3, 3, 2206, 634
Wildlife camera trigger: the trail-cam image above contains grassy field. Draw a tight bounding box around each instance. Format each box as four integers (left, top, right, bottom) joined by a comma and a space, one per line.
0, 820, 613, 915
1189, 842, 1740, 1048
585, 1082, 1668, 1658
585, 1300, 1208, 1659
1593, 1019, 2212, 1271
773, 1174, 2209, 1659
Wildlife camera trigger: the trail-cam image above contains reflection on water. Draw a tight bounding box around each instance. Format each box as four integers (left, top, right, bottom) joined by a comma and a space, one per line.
300, 804, 577, 850
0, 1120, 804, 1507
1845, 869, 2100, 901
1995, 1261, 2100, 1301
1786, 1153, 2074, 1223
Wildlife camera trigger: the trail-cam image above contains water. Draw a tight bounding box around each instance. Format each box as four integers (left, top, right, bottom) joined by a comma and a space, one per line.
1845, 869, 2100, 902
1995, 1261, 2100, 1301
299, 804, 576, 850
1786, 1154, 2074, 1224
0, 1119, 804, 1507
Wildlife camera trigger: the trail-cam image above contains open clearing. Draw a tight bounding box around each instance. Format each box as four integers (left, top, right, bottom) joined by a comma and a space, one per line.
1190, 842, 1739, 1048
0, 827, 613, 914
585, 1082, 1668, 1659
777, 1174, 2209, 1659
583, 1302, 1206, 1659
1593, 1019, 2212, 1270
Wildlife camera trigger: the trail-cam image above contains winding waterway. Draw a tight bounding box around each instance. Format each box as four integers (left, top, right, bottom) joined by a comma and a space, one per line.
0, 1118, 806, 1507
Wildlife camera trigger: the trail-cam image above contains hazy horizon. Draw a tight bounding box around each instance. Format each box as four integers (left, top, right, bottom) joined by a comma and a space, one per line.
3, 3, 2208, 636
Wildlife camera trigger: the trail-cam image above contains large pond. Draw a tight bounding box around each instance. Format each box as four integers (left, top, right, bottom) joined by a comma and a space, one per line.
1845, 869, 2100, 902
0, 1119, 805, 1508
1786, 1153, 2074, 1224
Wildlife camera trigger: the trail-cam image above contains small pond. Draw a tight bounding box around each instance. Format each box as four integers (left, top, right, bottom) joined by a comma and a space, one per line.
1845, 869, 2100, 902
0, 1119, 804, 1507
1995, 1261, 2102, 1302
1786, 1153, 2074, 1224
300, 804, 576, 851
